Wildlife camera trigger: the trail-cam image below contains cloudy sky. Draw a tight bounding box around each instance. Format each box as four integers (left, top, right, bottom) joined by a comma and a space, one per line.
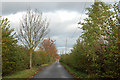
1, 1, 117, 54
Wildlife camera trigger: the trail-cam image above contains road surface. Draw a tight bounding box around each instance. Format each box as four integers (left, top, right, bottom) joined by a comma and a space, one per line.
30, 61, 74, 79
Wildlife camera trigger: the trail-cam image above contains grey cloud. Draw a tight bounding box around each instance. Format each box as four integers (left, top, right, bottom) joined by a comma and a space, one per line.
2, 2, 92, 54
2, 2, 93, 15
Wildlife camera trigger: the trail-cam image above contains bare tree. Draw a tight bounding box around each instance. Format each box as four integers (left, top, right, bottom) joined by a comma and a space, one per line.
18, 9, 49, 69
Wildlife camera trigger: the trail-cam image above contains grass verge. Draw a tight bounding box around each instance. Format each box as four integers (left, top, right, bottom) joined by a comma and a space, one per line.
2, 63, 52, 80
3, 67, 39, 79
61, 62, 87, 79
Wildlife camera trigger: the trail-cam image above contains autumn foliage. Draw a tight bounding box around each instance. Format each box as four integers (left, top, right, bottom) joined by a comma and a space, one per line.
39, 38, 58, 58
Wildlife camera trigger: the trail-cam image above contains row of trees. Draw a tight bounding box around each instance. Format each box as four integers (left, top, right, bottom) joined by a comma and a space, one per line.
60, 1, 120, 78
1, 10, 57, 76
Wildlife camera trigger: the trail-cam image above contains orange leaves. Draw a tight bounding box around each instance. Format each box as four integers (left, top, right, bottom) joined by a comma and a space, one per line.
39, 38, 57, 57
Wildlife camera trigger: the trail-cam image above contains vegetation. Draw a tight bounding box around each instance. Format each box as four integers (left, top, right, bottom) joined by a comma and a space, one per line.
17, 9, 49, 69
60, 1, 120, 78
61, 63, 87, 78
1, 10, 56, 77
1, 1, 120, 79
3, 67, 38, 79
40, 38, 58, 59
3, 63, 50, 79
2, 17, 18, 75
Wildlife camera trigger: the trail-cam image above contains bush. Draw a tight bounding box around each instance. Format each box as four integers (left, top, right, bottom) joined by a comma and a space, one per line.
33, 50, 54, 67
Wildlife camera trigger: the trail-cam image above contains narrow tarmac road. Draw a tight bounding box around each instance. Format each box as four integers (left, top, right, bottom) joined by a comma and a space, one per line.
30, 61, 74, 79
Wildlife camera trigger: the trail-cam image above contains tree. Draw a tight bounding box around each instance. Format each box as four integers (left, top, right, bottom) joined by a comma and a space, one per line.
60, 1, 120, 78
39, 38, 57, 58
17, 9, 49, 69
79, 1, 120, 77
1, 17, 18, 75
33, 50, 51, 66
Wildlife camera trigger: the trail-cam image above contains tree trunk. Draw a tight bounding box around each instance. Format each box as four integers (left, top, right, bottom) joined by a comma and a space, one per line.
30, 49, 32, 69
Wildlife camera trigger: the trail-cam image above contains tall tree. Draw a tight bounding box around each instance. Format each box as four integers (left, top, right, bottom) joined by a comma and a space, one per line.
79, 1, 112, 61
60, 1, 120, 78
79, 1, 120, 77
18, 9, 49, 69
1, 17, 18, 75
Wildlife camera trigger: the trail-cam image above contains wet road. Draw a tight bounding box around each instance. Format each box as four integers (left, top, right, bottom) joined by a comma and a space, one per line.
31, 61, 74, 79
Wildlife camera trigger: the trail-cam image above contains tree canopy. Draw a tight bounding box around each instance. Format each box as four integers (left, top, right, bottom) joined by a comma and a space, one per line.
17, 9, 49, 69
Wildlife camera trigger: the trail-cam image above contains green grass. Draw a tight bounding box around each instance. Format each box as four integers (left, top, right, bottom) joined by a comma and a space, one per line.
3, 67, 38, 79
3, 63, 50, 79
61, 62, 87, 79
41, 64, 49, 67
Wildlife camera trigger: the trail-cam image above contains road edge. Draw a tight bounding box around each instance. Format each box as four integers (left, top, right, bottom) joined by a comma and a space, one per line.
60, 62, 82, 79
28, 62, 55, 80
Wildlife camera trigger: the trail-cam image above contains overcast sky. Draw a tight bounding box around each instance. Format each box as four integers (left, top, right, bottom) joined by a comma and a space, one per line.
1, 1, 116, 54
